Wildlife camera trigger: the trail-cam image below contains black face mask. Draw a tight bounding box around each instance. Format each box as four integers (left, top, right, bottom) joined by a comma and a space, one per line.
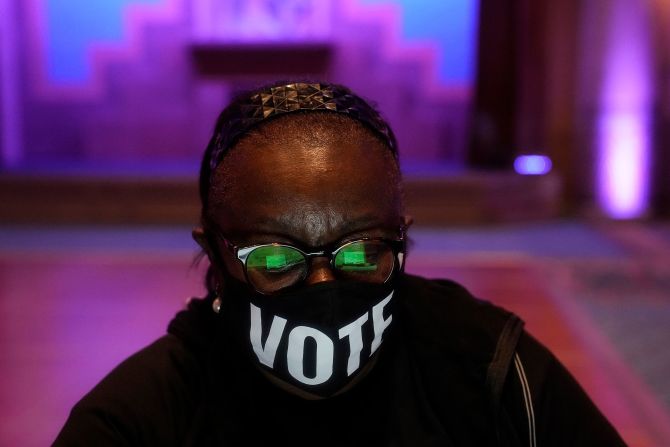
220, 277, 395, 398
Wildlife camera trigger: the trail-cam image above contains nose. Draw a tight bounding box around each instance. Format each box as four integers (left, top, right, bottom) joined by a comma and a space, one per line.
304, 256, 336, 285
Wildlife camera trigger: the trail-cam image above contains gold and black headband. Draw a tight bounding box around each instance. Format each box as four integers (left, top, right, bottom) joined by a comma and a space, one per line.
204, 82, 398, 186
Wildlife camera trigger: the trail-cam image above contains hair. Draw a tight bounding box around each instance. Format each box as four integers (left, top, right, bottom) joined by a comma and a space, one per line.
197, 81, 403, 292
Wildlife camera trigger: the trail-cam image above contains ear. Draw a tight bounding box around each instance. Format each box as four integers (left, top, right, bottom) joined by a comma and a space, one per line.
192, 226, 215, 260
193, 226, 227, 290
403, 215, 414, 229
191, 226, 221, 266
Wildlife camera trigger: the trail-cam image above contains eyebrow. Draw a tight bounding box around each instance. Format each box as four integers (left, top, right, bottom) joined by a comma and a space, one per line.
229, 213, 399, 246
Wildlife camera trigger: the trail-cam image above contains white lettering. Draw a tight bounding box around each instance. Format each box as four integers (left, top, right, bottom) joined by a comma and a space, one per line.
287, 326, 334, 385
370, 292, 393, 355
338, 313, 369, 376
249, 303, 287, 368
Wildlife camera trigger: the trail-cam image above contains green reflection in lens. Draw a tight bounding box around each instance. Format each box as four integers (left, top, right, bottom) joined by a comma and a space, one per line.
265, 254, 286, 269
343, 251, 365, 265
335, 242, 378, 272
247, 245, 304, 271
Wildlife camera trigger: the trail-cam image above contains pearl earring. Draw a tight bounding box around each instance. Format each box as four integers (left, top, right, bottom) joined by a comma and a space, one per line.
212, 297, 222, 314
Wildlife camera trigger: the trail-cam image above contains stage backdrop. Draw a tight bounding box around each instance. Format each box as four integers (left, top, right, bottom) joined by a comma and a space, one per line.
2, 0, 479, 172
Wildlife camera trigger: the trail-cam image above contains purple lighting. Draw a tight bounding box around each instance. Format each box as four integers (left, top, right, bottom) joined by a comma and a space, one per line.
1, 0, 22, 167
597, 112, 650, 219
514, 155, 552, 175
597, 0, 652, 219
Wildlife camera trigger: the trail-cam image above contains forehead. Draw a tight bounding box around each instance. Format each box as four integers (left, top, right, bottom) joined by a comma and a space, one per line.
208, 120, 402, 245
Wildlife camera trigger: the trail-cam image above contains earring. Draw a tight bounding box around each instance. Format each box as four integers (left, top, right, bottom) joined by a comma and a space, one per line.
212, 283, 223, 314
212, 297, 222, 314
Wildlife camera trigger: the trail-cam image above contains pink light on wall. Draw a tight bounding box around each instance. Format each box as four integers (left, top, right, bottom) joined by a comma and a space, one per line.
1, 0, 23, 167
597, 0, 653, 219
597, 112, 650, 219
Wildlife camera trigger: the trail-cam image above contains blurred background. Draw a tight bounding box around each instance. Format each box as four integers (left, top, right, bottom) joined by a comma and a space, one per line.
1, 0, 669, 445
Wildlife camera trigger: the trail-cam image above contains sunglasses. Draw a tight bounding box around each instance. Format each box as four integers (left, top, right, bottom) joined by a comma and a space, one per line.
215, 230, 406, 295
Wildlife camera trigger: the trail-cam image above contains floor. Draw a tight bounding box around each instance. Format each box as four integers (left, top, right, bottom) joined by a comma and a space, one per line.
1, 220, 669, 446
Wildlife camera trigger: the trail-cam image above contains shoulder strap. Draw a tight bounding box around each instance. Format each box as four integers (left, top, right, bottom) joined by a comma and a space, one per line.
485, 314, 524, 444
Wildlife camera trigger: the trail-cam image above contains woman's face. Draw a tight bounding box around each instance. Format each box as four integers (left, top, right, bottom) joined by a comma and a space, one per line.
202, 119, 407, 288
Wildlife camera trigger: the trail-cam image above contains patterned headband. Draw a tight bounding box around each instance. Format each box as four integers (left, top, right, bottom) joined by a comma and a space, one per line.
206, 82, 397, 185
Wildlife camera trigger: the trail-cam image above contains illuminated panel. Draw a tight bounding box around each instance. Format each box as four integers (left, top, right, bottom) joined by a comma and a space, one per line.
597, 0, 651, 219
359, 0, 479, 84
44, 0, 160, 83
597, 112, 650, 219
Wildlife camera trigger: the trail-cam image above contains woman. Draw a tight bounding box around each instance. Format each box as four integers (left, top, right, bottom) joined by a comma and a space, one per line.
55, 81, 625, 446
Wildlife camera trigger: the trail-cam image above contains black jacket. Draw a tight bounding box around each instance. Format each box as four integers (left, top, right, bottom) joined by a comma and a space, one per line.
54, 274, 626, 446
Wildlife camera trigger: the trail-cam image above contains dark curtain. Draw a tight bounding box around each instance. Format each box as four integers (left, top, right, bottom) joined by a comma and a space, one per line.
468, 0, 548, 170
650, 1, 670, 216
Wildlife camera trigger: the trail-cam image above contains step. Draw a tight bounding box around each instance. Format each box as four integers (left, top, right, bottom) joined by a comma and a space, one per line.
0, 167, 562, 226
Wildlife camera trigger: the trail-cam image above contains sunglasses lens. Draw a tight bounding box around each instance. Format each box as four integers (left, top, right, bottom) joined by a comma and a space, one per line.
246, 245, 307, 293
334, 240, 395, 283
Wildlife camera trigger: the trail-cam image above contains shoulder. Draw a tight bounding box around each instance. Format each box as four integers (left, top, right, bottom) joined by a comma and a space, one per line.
393, 275, 625, 445
54, 333, 206, 445
501, 333, 626, 446
393, 273, 521, 400
83, 334, 203, 403
395, 273, 517, 355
